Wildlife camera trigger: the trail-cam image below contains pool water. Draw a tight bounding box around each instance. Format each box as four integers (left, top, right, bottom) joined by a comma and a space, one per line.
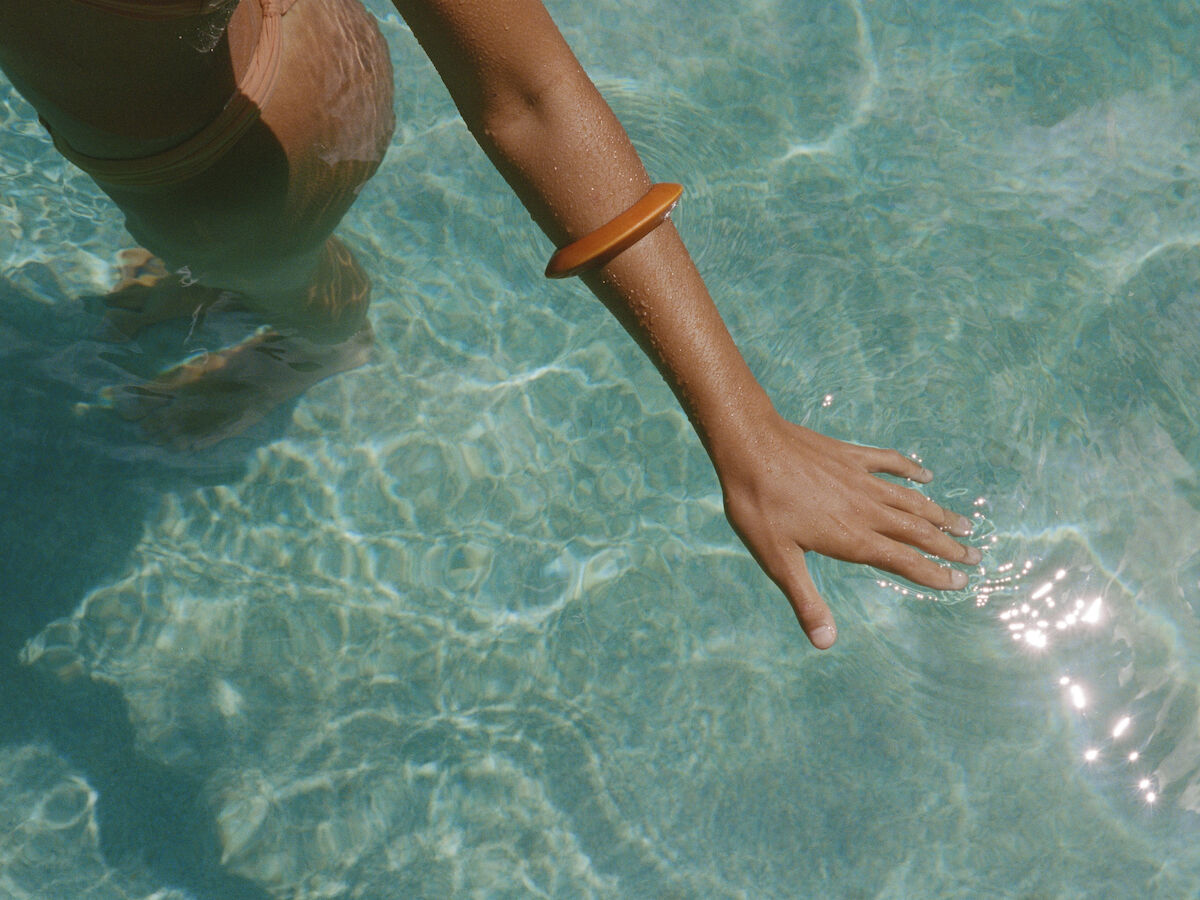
3, 0, 1200, 897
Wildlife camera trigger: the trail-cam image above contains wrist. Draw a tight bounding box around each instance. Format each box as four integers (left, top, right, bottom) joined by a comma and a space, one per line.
687, 379, 779, 473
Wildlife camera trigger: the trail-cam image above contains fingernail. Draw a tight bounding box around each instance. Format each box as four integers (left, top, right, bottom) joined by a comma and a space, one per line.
964, 546, 983, 565
950, 516, 973, 537
949, 569, 968, 590
917, 467, 933, 483
810, 625, 837, 649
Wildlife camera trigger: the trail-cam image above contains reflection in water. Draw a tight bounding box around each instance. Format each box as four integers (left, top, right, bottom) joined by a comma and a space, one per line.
968, 523, 1196, 815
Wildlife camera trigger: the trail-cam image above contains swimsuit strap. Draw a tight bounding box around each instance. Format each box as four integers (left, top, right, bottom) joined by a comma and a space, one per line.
68, 0, 240, 20
49, 0, 300, 187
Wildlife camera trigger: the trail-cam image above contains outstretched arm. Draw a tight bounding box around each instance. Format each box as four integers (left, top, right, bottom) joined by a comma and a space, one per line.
391, 0, 979, 648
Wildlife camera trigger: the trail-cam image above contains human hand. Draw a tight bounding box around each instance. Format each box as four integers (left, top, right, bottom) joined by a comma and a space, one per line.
714, 411, 978, 649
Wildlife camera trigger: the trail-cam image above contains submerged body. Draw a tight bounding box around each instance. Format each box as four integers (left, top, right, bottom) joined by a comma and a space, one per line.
3, 0, 393, 299
1, 0, 394, 442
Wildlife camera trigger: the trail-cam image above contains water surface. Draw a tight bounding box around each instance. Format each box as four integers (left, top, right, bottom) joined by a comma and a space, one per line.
3, 0, 1200, 897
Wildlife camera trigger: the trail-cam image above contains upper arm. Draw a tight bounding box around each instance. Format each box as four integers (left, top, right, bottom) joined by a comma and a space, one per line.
386, 0, 651, 247
390, 0, 589, 131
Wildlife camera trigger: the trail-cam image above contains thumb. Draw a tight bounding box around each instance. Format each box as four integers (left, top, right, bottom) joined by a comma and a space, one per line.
782, 553, 838, 650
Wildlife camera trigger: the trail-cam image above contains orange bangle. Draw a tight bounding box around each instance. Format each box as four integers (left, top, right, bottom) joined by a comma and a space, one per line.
545, 182, 683, 279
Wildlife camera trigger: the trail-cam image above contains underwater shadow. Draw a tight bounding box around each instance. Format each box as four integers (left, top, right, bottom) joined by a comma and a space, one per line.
0, 268, 283, 900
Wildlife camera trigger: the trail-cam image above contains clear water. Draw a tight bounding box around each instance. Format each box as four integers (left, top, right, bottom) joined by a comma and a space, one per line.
3, 0, 1200, 897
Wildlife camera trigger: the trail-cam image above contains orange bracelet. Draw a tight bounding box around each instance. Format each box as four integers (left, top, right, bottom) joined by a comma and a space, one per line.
545, 182, 683, 279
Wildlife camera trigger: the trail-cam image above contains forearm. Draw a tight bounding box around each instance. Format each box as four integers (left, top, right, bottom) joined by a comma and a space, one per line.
395, 0, 773, 464
473, 68, 775, 465
582, 219, 776, 467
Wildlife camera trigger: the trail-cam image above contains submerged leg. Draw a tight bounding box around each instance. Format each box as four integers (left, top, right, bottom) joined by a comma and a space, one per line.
101, 247, 238, 339
75, 0, 394, 448
98, 236, 374, 450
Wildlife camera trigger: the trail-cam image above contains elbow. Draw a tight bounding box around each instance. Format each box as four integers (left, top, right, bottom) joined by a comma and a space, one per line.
473, 62, 592, 158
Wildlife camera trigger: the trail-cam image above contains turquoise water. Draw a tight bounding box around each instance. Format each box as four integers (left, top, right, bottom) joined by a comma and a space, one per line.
3, 0, 1200, 897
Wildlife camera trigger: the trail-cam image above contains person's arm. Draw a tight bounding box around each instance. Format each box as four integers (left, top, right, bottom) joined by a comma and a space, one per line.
391, 0, 979, 648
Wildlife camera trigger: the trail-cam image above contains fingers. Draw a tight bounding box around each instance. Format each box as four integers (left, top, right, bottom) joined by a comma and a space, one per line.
771, 552, 838, 650
872, 479, 973, 537
855, 446, 932, 484
876, 507, 982, 566
861, 535, 970, 592
851, 446, 977, 537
